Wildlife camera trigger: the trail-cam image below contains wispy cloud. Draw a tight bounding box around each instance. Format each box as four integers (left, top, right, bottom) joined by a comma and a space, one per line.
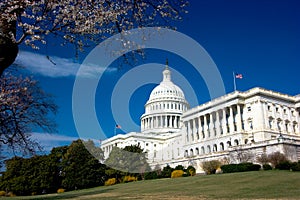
30, 132, 101, 152
14, 51, 116, 78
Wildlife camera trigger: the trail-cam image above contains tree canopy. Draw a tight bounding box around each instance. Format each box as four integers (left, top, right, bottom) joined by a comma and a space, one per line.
105, 144, 150, 174
0, 139, 105, 195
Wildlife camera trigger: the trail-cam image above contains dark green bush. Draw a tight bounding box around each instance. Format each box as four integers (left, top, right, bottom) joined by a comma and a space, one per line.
275, 161, 292, 170
161, 165, 174, 178
174, 165, 185, 171
291, 162, 300, 171
186, 166, 196, 176
263, 164, 272, 170
144, 171, 158, 180
221, 163, 261, 173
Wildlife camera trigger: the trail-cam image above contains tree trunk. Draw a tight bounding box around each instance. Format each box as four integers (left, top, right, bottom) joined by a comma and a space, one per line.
0, 19, 19, 77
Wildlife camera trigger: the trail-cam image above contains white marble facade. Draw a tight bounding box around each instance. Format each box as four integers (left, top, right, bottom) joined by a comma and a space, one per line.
101, 65, 300, 172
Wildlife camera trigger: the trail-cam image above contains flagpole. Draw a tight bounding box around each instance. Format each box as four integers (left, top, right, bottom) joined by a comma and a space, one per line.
233, 71, 236, 91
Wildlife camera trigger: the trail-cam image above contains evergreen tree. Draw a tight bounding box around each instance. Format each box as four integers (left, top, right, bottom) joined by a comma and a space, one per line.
61, 140, 105, 190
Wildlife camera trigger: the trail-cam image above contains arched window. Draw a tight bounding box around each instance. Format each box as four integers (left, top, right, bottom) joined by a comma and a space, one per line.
201, 146, 205, 154
184, 150, 188, 157
213, 144, 217, 152
190, 149, 194, 157
234, 139, 239, 146
207, 145, 211, 153
196, 148, 199, 155
227, 141, 231, 148
220, 142, 224, 151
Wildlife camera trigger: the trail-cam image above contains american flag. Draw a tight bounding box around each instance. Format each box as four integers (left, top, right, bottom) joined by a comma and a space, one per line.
235, 73, 243, 79
116, 124, 121, 129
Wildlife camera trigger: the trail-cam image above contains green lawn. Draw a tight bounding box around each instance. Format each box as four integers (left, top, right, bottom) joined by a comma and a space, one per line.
8, 171, 300, 200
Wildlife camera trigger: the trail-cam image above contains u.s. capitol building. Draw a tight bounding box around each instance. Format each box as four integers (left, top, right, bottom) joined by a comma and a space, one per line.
101, 64, 300, 173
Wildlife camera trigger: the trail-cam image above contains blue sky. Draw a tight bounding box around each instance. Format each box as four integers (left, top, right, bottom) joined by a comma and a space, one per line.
13, 0, 300, 152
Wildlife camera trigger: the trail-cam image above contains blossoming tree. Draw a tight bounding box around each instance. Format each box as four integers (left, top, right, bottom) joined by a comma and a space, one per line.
0, 72, 57, 155
0, 0, 188, 76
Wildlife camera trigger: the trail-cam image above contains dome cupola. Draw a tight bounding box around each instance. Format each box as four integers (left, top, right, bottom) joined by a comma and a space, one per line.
140, 60, 189, 134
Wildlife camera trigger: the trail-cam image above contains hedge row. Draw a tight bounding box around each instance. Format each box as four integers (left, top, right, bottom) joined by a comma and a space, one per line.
221, 163, 261, 173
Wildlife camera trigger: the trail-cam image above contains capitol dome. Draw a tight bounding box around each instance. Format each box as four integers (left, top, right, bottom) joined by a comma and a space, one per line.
149, 67, 185, 102
141, 62, 189, 134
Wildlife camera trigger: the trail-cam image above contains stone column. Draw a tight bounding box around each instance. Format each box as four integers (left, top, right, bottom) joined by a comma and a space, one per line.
209, 113, 214, 137
222, 108, 227, 134
187, 120, 191, 143
236, 104, 242, 132
295, 109, 300, 134
215, 111, 220, 136
169, 115, 172, 128
204, 115, 208, 138
165, 115, 168, 128
198, 116, 203, 139
229, 106, 235, 133
193, 118, 196, 141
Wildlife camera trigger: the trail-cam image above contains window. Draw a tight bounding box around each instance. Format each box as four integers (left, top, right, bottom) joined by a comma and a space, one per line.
276, 107, 279, 112
146, 143, 148, 146
249, 120, 253, 130
201, 146, 205, 154
267, 105, 271, 111
269, 118, 273, 129
190, 149, 194, 157
247, 106, 251, 111
293, 123, 297, 133
277, 120, 281, 131
220, 143, 224, 151
213, 144, 217, 152
207, 145, 211, 153
291, 110, 295, 116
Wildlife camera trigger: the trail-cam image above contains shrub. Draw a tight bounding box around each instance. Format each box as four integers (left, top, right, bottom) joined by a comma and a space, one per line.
57, 188, 65, 193
263, 164, 272, 170
123, 176, 137, 183
174, 165, 185, 171
105, 178, 117, 186
186, 166, 196, 176
276, 161, 292, 170
202, 160, 221, 175
161, 165, 174, 178
171, 170, 184, 178
221, 163, 261, 173
144, 171, 158, 180
291, 162, 300, 171
257, 153, 269, 165
0, 191, 6, 196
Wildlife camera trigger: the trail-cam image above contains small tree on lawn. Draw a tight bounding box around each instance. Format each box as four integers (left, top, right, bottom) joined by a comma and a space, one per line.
268, 152, 288, 168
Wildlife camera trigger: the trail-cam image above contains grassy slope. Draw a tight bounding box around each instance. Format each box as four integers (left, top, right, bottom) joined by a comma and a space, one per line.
8, 171, 300, 200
